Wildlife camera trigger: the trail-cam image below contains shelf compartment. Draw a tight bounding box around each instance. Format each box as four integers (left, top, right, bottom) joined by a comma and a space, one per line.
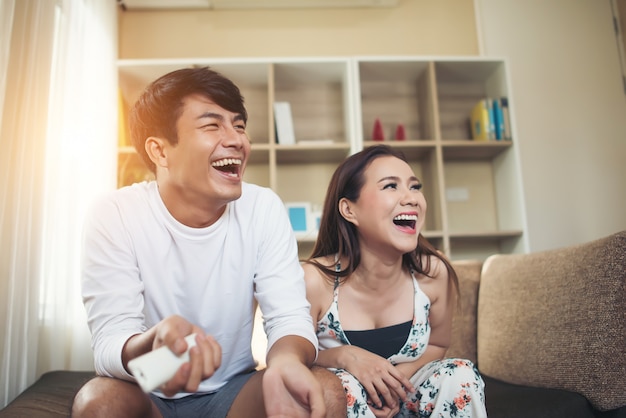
449, 231, 524, 261
275, 161, 342, 209
357, 60, 434, 141
273, 60, 352, 145
434, 60, 510, 140
443, 160, 498, 233
243, 162, 270, 189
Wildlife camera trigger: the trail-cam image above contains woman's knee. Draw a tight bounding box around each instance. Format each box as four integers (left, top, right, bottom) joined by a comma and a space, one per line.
442, 358, 484, 389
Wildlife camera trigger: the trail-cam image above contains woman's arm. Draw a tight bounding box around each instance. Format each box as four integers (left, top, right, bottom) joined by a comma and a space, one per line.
396, 257, 454, 379
302, 262, 414, 410
301, 262, 330, 329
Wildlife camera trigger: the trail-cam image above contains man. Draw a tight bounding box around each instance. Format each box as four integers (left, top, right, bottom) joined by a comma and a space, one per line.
72, 67, 345, 417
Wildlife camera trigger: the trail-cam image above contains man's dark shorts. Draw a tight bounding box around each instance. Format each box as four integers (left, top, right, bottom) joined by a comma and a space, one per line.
149, 370, 257, 418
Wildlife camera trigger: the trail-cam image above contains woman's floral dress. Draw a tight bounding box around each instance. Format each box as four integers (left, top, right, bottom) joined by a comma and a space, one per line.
316, 271, 487, 418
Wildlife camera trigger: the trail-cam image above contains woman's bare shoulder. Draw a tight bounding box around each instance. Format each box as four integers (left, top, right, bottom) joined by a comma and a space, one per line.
302, 256, 336, 291
302, 256, 336, 322
416, 255, 450, 290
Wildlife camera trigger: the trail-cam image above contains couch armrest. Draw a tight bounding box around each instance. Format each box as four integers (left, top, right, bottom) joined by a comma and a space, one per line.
0, 371, 94, 417
477, 231, 626, 411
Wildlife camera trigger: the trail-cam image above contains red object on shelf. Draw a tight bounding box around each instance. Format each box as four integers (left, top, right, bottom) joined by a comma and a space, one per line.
395, 124, 406, 140
372, 118, 385, 141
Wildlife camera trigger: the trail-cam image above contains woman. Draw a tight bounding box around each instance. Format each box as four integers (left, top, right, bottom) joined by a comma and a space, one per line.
303, 145, 487, 418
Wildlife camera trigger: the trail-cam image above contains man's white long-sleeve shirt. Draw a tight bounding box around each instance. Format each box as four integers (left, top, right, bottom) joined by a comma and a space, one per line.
82, 181, 316, 396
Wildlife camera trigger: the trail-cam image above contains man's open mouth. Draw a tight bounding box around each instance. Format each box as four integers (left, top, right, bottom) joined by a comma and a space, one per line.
211, 158, 242, 177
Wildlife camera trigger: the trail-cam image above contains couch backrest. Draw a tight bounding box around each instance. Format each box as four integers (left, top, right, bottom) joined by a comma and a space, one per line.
447, 259, 482, 364
477, 230, 626, 411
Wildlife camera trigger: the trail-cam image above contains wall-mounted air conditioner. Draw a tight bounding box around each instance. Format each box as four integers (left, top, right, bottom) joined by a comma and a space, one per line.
118, 0, 398, 10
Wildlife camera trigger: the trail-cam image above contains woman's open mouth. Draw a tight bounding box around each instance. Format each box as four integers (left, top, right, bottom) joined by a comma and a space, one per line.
393, 214, 417, 231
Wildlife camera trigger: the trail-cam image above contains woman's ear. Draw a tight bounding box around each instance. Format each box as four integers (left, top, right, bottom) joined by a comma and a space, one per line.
339, 197, 358, 226
145, 136, 168, 169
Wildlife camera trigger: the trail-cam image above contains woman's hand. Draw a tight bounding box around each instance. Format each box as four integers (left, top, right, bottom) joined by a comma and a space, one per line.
369, 401, 401, 418
337, 345, 414, 410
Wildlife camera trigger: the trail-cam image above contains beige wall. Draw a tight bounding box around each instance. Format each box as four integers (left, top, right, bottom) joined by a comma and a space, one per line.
477, 0, 626, 252
119, 0, 626, 253
118, 0, 479, 58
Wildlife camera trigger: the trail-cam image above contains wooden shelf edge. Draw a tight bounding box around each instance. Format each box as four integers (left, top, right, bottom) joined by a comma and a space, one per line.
441, 140, 513, 160
363, 140, 437, 147
275, 142, 350, 150
118, 146, 136, 154
422, 230, 444, 239
448, 230, 523, 240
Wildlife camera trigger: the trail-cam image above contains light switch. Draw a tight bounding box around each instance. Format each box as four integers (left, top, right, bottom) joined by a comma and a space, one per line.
446, 187, 469, 202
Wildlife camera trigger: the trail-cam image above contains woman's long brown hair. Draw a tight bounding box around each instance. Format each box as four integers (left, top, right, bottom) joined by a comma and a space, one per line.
304, 144, 458, 294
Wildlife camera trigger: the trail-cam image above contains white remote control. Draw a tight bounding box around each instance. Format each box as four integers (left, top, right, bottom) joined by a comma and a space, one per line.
128, 333, 197, 393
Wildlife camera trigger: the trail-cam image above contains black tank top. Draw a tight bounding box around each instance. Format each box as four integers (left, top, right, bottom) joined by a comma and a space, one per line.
335, 261, 412, 359
344, 320, 412, 359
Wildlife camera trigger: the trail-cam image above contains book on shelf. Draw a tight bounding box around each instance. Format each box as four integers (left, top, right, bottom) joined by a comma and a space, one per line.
500, 97, 512, 140
470, 99, 492, 141
486, 99, 496, 140
273, 101, 296, 145
471, 97, 512, 141
492, 98, 504, 141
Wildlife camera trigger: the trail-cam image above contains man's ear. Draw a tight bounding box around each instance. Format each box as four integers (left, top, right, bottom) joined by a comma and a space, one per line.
145, 136, 169, 169
339, 197, 358, 226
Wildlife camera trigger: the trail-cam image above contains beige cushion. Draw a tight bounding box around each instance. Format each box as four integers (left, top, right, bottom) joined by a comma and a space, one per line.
477, 231, 626, 411
446, 259, 482, 364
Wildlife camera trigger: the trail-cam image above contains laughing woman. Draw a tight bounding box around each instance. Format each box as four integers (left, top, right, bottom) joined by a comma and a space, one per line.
303, 145, 487, 418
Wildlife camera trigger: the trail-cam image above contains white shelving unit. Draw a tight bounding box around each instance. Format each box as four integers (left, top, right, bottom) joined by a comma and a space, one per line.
117, 56, 528, 260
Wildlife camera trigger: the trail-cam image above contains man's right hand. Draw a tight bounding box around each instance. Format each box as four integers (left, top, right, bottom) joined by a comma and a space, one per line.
124, 315, 222, 396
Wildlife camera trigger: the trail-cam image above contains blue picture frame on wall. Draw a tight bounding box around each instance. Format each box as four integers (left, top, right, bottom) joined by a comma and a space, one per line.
285, 202, 311, 234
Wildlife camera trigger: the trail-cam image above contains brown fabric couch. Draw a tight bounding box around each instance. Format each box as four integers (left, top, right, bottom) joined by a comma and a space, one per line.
2, 231, 625, 417
0, 371, 93, 417
447, 230, 626, 418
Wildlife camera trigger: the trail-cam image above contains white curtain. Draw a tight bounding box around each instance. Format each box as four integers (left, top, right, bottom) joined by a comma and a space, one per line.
0, 0, 118, 407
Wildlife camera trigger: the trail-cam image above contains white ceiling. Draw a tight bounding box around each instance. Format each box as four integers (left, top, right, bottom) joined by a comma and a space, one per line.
118, 0, 399, 10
